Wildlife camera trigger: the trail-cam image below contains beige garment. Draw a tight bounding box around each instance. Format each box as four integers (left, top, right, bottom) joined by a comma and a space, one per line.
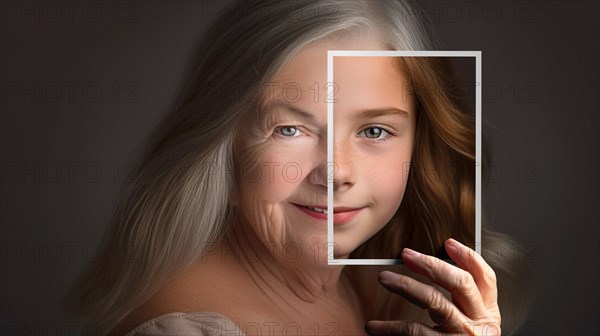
125, 312, 246, 336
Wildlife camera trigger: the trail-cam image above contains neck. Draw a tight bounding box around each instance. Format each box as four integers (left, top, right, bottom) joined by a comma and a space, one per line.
181, 217, 366, 334
221, 217, 347, 306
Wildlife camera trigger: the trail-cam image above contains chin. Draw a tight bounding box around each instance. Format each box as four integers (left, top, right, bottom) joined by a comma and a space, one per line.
332, 234, 363, 259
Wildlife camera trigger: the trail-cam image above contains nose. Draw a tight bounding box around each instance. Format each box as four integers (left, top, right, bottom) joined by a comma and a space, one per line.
307, 136, 328, 187
333, 139, 355, 191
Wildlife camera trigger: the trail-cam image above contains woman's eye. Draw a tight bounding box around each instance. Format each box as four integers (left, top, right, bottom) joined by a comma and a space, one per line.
357, 126, 393, 140
274, 126, 304, 137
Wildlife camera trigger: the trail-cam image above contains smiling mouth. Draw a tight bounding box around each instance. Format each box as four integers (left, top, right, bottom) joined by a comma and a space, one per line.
305, 205, 328, 215
290, 202, 365, 224
291, 203, 328, 219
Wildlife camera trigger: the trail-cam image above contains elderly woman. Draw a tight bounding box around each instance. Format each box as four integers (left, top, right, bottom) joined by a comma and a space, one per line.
66, 1, 526, 335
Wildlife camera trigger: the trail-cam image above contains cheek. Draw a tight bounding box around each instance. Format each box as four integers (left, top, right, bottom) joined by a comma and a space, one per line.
237, 141, 318, 204
235, 140, 321, 243
376, 154, 410, 197
365, 144, 412, 221
373, 170, 408, 219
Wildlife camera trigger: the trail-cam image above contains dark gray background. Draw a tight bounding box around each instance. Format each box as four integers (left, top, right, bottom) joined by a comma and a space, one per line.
1, 1, 598, 335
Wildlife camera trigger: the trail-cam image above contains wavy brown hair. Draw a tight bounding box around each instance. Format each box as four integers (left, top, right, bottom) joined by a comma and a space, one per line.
348, 55, 532, 333
350, 56, 476, 259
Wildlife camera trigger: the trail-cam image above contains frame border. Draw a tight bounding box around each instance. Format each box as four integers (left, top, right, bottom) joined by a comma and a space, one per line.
326, 50, 482, 265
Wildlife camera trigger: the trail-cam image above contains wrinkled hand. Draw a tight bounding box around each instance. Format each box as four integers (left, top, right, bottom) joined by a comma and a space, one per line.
365, 238, 501, 335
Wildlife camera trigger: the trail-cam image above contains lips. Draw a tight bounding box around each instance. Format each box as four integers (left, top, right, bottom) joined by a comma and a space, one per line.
291, 203, 328, 221
305, 205, 328, 215
332, 207, 363, 225
291, 203, 364, 225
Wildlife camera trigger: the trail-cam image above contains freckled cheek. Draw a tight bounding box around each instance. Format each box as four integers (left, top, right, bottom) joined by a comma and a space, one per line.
364, 149, 412, 206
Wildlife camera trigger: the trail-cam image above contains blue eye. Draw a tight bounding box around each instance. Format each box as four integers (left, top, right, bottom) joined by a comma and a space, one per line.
358, 126, 393, 141
274, 125, 304, 137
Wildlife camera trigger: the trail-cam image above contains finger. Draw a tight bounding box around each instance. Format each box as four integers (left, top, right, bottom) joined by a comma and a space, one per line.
378, 271, 465, 328
445, 238, 499, 309
365, 320, 447, 336
401, 248, 488, 320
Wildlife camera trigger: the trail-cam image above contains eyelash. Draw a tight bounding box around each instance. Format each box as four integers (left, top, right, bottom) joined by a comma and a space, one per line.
357, 125, 396, 142
273, 125, 307, 138
273, 125, 396, 142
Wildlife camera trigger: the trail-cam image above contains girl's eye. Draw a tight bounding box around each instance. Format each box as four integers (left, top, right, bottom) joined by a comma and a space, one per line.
357, 126, 393, 141
274, 125, 304, 137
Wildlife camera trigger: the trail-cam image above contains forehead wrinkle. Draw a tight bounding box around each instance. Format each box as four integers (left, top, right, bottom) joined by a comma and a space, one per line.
264, 101, 317, 121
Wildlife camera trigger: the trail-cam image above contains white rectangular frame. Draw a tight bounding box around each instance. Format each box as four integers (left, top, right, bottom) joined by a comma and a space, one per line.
327, 50, 482, 265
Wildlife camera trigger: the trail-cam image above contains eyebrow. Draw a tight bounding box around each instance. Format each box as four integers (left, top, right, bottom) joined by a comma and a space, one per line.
351, 107, 409, 119
262, 100, 409, 121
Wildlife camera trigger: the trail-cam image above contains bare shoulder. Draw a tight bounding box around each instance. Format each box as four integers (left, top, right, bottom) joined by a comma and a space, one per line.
121, 311, 243, 336
113, 266, 232, 335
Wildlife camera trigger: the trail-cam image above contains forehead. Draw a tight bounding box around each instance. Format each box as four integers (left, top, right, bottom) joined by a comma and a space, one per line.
261, 39, 415, 123
272, 37, 408, 88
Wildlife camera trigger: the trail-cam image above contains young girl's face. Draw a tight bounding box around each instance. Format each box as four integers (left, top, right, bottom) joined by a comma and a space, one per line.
234, 36, 416, 261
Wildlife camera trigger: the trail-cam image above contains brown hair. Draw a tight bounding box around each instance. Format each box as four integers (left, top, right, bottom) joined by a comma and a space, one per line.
348, 56, 532, 333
